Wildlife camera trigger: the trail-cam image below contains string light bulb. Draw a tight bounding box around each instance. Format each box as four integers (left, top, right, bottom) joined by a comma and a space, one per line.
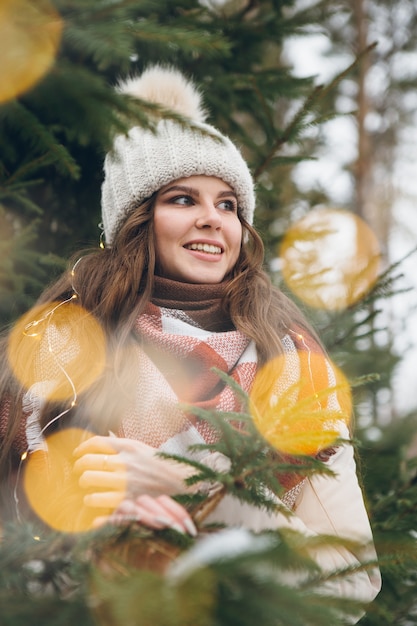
98, 222, 105, 249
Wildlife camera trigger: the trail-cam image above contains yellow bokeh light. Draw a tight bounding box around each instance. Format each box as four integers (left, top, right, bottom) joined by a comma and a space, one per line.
0, 0, 62, 103
279, 208, 381, 310
250, 351, 351, 456
23, 428, 121, 533
7, 300, 107, 401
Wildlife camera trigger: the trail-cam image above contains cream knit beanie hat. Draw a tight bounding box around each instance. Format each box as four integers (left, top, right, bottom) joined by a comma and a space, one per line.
101, 65, 255, 244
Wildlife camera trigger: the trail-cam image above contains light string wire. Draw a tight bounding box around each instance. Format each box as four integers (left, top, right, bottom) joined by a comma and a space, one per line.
288, 328, 351, 451
289, 328, 323, 409
13, 259, 83, 525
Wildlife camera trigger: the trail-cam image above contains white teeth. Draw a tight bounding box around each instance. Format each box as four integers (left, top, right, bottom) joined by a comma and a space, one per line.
188, 243, 222, 254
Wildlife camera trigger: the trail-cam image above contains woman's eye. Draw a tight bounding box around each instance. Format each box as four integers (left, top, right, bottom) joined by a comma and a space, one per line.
218, 199, 237, 212
169, 195, 193, 206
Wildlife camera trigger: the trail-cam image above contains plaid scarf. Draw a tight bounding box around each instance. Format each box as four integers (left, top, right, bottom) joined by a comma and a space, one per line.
119, 278, 339, 498
121, 301, 256, 449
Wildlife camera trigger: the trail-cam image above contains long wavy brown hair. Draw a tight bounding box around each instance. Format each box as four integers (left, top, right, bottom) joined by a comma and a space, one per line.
0, 193, 318, 484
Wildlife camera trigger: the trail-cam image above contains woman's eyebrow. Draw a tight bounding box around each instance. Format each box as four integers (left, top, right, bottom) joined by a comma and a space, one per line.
159, 186, 237, 200
217, 190, 238, 200
159, 185, 198, 196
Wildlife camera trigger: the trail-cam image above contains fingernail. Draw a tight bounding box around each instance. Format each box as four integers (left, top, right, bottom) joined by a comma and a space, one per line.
115, 515, 141, 525
171, 523, 186, 535
154, 515, 174, 526
154, 516, 186, 534
183, 518, 197, 537
92, 517, 106, 528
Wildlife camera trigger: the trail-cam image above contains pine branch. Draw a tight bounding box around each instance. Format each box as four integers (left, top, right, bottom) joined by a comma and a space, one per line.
254, 83, 325, 180
0, 102, 80, 180
253, 42, 378, 181
130, 19, 230, 57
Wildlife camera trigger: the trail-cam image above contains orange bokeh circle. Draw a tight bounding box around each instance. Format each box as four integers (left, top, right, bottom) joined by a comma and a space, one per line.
7, 299, 107, 401
279, 208, 381, 311
23, 428, 121, 533
0, 0, 62, 103
250, 350, 351, 456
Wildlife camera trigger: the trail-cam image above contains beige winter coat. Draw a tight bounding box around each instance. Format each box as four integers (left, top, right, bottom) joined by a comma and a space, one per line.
203, 424, 381, 623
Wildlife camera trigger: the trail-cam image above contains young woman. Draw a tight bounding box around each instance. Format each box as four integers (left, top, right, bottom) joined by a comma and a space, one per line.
0, 66, 380, 615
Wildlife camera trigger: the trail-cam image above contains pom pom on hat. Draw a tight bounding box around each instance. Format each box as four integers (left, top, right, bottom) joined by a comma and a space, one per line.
101, 65, 255, 243
116, 64, 207, 123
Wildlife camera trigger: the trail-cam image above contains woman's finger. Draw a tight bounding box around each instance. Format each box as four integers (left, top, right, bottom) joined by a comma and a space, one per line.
156, 494, 190, 517
73, 452, 121, 474
116, 499, 140, 516
92, 499, 141, 528
83, 490, 125, 510
156, 494, 197, 536
74, 435, 154, 457
73, 435, 119, 457
130, 494, 184, 532
134, 494, 197, 536
90, 496, 197, 537
79, 469, 127, 491
92, 515, 110, 528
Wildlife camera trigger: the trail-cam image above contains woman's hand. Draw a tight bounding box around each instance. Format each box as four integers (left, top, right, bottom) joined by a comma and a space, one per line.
73, 435, 195, 511
92, 494, 197, 536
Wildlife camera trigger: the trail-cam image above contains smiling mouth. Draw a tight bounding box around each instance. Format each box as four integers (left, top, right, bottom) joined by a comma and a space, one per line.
185, 243, 222, 255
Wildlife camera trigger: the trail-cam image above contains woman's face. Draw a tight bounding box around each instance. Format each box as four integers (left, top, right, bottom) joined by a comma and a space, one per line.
153, 175, 243, 284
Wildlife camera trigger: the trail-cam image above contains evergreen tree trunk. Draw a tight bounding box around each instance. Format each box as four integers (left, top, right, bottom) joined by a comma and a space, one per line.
353, 0, 372, 222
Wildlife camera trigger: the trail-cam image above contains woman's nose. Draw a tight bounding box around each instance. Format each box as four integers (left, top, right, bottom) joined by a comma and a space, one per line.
195, 201, 222, 229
